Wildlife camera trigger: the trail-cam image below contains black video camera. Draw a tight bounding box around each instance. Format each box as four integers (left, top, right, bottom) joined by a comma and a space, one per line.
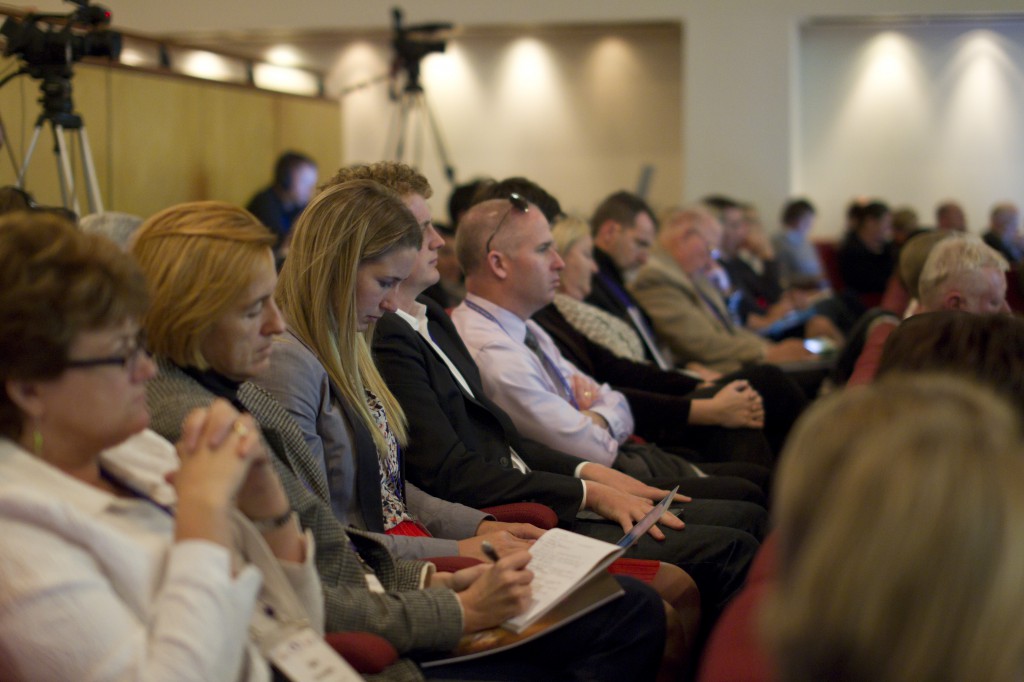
391, 7, 452, 92
1, 0, 121, 73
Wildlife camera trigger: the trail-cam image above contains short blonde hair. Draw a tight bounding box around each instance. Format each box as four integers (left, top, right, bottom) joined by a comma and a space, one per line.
550, 214, 590, 258
276, 179, 421, 453
131, 201, 275, 369
767, 374, 1024, 682
918, 234, 1008, 309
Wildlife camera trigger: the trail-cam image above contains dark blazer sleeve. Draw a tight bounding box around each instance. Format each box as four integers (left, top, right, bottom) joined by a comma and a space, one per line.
533, 303, 699, 426
372, 308, 586, 525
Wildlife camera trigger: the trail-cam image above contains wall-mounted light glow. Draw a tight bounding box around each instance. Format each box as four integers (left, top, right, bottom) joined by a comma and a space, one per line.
265, 45, 303, 67
861, 32, 917, 93
118, 37, 160, 68
172, 48, 248, 83
253, 63, 320, 96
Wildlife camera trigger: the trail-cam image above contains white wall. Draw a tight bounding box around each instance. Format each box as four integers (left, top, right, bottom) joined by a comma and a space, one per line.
331, 25, 682, 221
799, 19, 1024, 236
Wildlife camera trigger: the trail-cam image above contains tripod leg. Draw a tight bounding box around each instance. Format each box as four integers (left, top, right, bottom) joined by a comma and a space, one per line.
418, 91, 457, 183
76, 125, 104, 214
394, 93, 412, 162
52, 124, 80, 215
16, 123, 45, 189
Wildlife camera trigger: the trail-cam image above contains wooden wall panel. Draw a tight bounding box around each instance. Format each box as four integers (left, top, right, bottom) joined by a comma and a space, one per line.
0, 58, 341, 220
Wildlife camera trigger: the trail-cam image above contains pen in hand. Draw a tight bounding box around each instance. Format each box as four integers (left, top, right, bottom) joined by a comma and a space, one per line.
480, 540, 500, 563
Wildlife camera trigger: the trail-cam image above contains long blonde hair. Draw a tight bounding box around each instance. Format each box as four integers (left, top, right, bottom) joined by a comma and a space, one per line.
275, 180, 421, 452
767, 374, 1024, 682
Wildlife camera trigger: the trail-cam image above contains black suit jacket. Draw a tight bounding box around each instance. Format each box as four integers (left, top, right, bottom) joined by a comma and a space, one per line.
372, 297, 587, 525
586, 248, 660, 365
532, 302, 702, 442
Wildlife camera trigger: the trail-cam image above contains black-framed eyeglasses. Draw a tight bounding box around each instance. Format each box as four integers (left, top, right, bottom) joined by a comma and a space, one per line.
484, 193, 530, 254
66, 331, 151, 374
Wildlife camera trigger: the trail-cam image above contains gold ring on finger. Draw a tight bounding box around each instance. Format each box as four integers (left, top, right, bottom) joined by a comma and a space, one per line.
232, 420, 250, 438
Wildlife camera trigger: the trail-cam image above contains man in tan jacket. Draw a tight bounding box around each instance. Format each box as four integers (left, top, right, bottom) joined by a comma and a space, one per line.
630, 206, 809, 374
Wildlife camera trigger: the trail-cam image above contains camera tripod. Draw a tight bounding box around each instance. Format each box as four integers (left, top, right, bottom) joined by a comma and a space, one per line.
17, 108, 104, 216
384, 82, 455, 184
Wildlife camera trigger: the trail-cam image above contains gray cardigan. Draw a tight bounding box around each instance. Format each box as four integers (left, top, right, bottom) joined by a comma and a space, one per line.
145, 358, 465, 674
253, 330, 488, 559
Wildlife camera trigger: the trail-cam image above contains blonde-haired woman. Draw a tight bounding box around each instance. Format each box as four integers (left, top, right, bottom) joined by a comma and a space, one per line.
258, 180, 542, 561
256, 180, 670, 681
766, 374, 1024, 681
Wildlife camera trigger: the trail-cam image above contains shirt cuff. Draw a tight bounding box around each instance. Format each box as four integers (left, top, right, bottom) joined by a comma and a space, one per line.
418, 561, 436, 589
591, 405, 628, 443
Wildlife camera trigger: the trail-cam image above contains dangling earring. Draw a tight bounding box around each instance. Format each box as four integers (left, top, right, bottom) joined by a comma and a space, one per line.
32, 424, 43, 457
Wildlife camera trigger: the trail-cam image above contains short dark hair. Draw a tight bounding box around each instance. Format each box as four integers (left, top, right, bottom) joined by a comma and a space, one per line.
472, 177, 563, 223
590, 191, 655, 236
274, 151, 316, 190
782, 199, 816, 226
449, 179, 490, 226
850, 200, 891, 228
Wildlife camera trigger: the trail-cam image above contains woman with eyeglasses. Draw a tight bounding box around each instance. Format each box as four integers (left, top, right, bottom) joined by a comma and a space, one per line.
0, 212, 322, 681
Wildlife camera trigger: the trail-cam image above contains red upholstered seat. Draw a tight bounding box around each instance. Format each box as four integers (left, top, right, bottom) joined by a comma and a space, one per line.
697, 532, 779, 682
481, 502, 559, 529
325, 632, 399, 674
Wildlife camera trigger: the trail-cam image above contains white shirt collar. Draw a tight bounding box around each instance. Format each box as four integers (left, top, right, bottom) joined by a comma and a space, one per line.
395, 301, 427, 331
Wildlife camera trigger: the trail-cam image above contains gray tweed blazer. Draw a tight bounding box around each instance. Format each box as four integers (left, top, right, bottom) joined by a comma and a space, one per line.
145, 358, 464, 675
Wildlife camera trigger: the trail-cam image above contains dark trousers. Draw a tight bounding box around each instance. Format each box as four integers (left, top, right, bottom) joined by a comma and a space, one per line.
575, 498, 764, 625
423, 576, 666, 681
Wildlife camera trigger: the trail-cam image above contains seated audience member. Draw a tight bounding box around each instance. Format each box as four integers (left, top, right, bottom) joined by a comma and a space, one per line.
837, 229, 947, 386
771, 198, 829, 290
449, 194, 769, 621
935, 199, 967, 232
476, 181, 803, 459
538, 213, 780, 464
420, 222, 465, 308
251, 181, 543, 562
586, 190, 685, 372
630, 205, 811, 374
890, 206, 923, 249
766, 375, 1024, 682
133, 197, 669, 681
876, 311, 1024, 421
0, 212, 325, 680
79, 211, 144, 250
705, 195, 845, 343
846, 233, 1009, 386
836, 200, 895, 309
353, 162, 700, 658
0, 185, 77, 221
982, 201, 1022, 265
245, 151, 318, 260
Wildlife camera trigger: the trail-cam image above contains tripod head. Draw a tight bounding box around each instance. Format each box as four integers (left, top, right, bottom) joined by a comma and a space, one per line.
391, 7, 452, 93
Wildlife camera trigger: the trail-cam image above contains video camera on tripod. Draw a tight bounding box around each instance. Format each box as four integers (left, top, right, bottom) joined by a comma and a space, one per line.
390, 8, 451, 94
0, 0, 122, 214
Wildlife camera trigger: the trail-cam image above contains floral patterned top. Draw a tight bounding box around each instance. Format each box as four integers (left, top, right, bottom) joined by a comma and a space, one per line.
365, 389, 414, 530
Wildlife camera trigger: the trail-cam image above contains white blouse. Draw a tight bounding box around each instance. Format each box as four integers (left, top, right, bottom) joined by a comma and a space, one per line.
0, 429, 321, 682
